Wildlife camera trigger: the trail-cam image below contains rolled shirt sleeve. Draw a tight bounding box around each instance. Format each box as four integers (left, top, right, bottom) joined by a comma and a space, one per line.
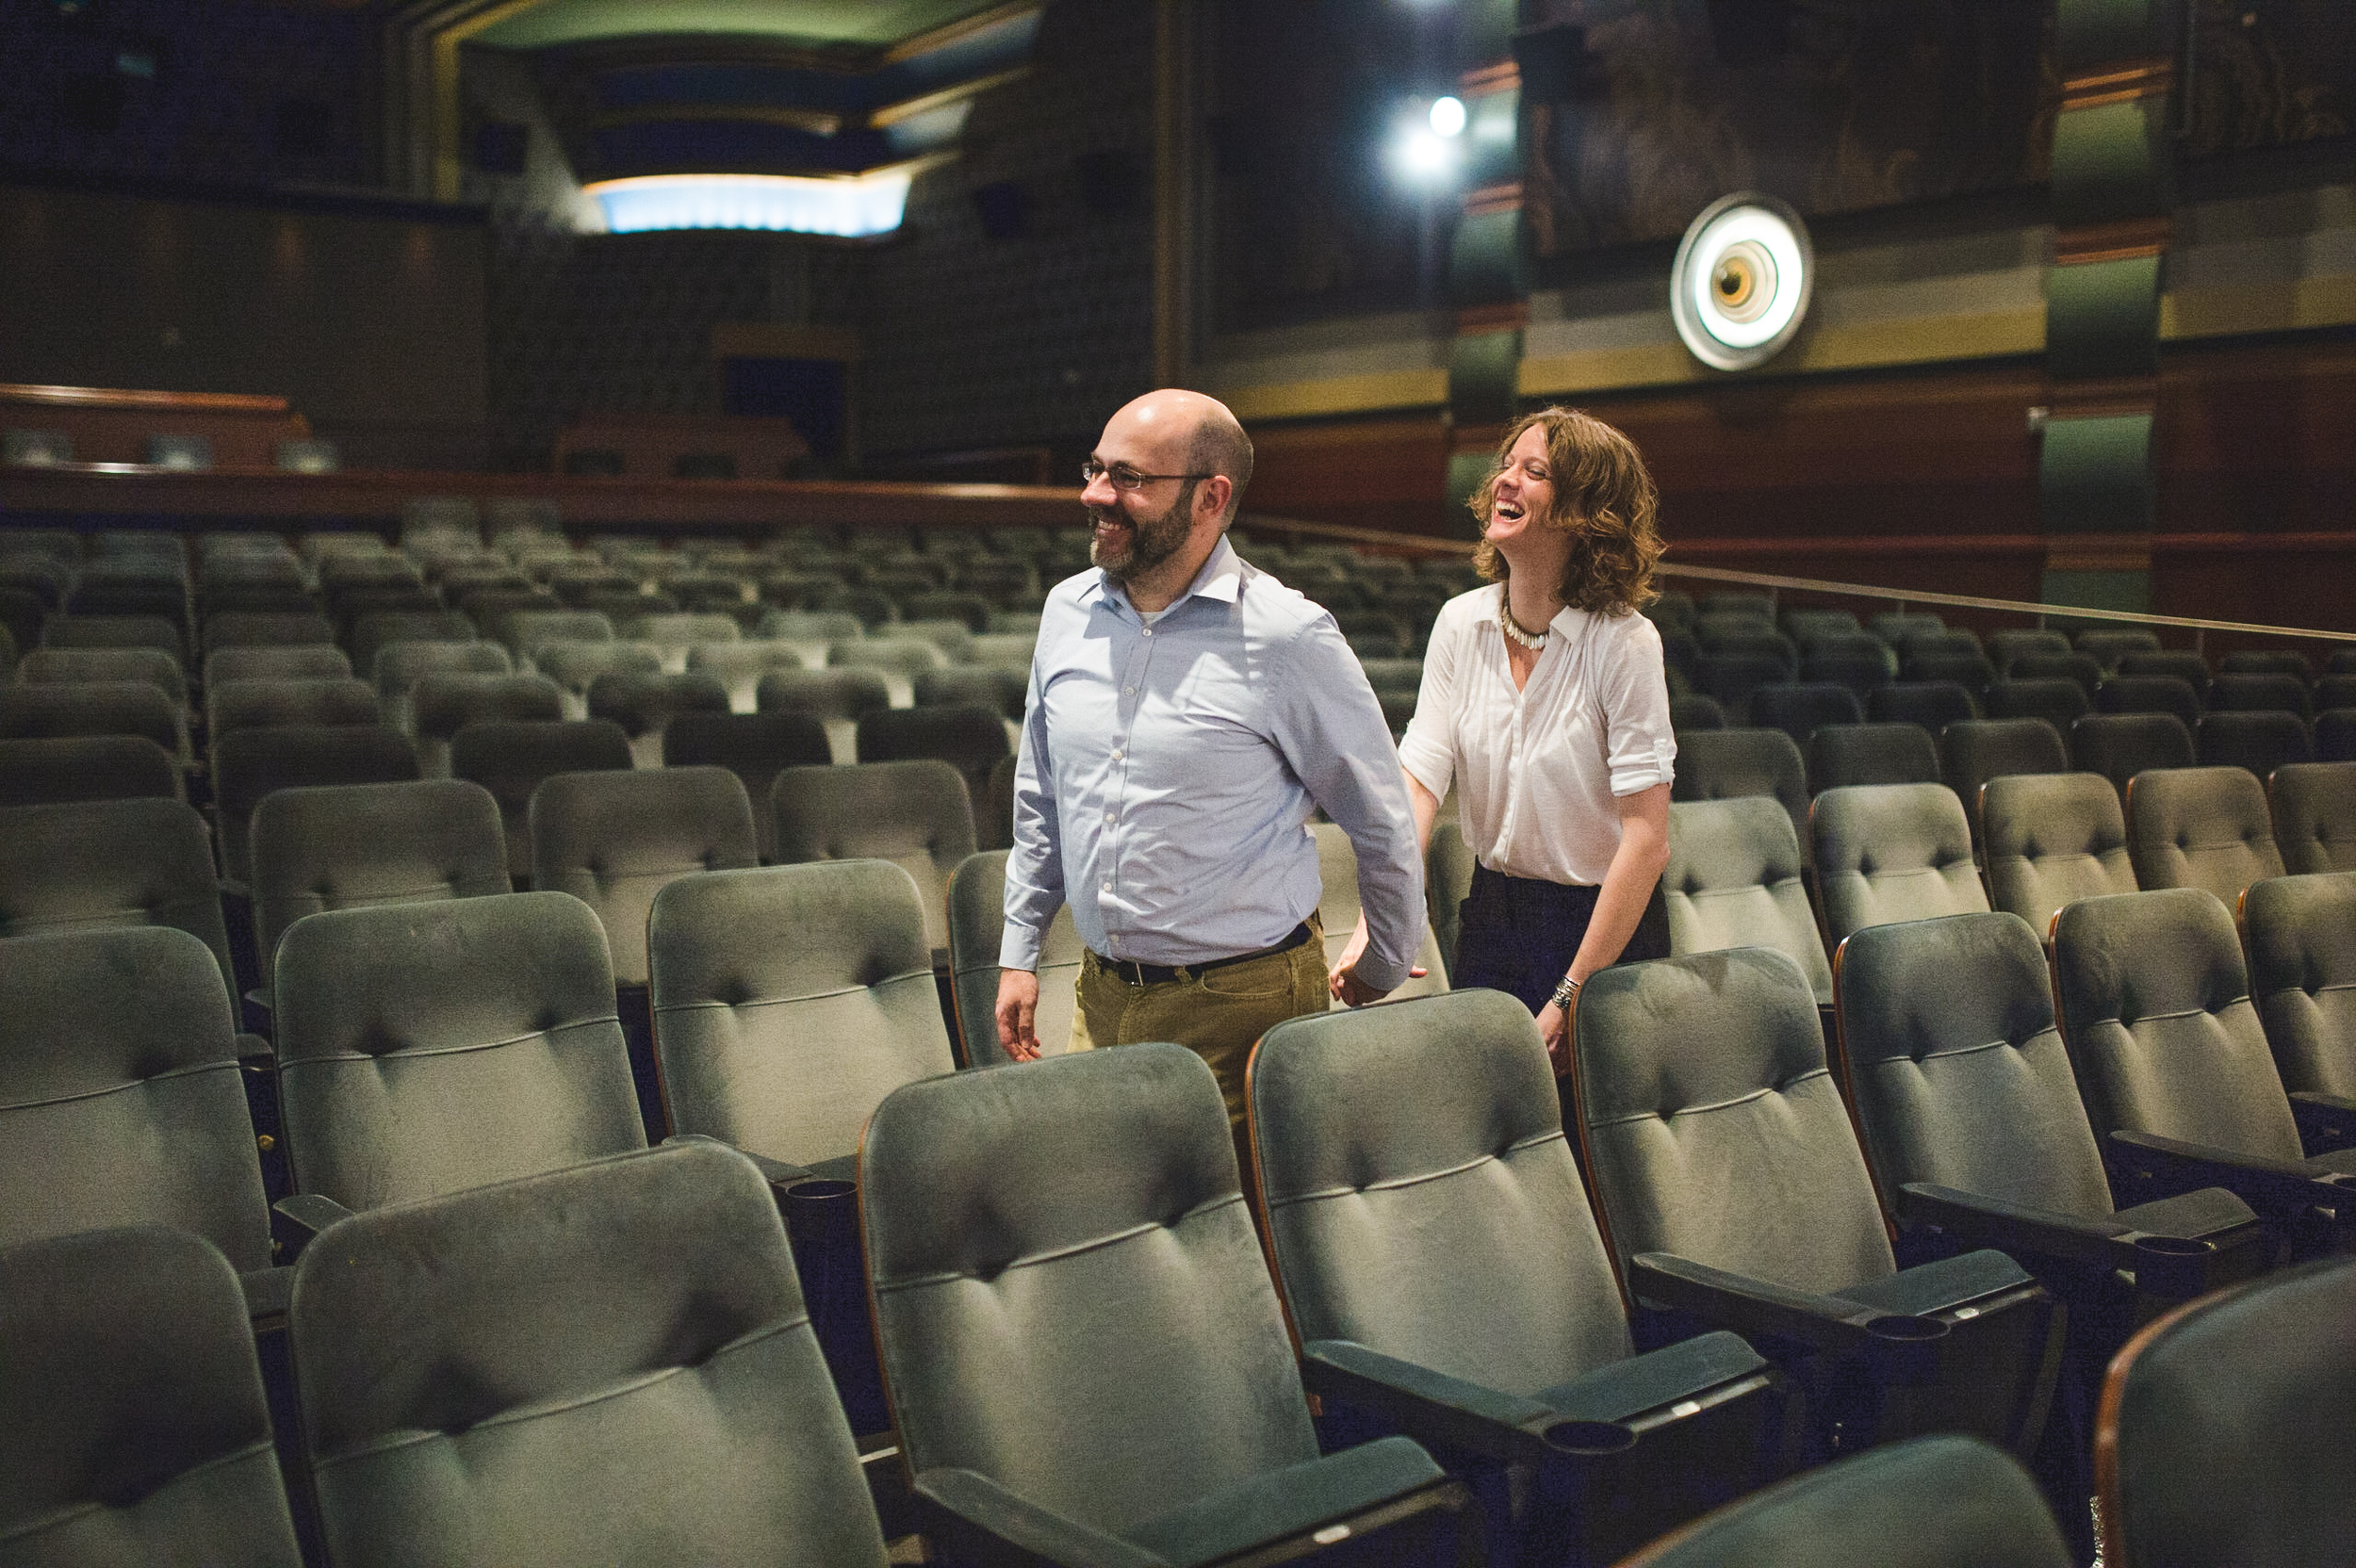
998, 636, 1065, 972
1266, 616, 1425, 994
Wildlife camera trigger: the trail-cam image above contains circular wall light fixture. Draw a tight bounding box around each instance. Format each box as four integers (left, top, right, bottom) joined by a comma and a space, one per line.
1669, 192, 1814, 371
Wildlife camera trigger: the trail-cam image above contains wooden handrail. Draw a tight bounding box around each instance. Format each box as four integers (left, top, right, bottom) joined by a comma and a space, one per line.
0, 384, 292, 414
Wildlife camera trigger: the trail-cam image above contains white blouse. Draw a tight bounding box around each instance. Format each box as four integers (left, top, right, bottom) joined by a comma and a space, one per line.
1397, 584, 1677, 887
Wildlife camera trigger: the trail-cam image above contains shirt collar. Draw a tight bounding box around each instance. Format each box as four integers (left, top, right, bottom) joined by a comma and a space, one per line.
1085, 533, 1249, 619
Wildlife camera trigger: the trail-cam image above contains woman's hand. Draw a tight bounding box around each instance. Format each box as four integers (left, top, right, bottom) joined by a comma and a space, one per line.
1536, 989, 1578, 1074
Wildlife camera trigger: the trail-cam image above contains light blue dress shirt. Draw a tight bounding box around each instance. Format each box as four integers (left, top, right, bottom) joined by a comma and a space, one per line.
1000, 535, 1424, 992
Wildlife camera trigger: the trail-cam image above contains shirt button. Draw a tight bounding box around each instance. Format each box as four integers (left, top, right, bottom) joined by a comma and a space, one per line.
1123, 685, 1136, 694
1141, 628, 1153, 637
1104, 810, 1116, 823
1110, 749, 1123, 760
1101, 880, 1111, 891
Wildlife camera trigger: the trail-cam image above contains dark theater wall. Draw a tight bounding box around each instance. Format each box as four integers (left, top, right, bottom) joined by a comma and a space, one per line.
0, 182, 488, 470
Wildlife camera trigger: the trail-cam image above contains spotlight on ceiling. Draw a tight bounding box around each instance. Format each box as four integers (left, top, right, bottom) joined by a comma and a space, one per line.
584, 169, 917, 237
1428, 95, 1466, 137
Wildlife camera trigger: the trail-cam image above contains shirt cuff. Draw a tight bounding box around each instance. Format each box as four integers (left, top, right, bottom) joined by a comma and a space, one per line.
1351, 948, 1414, 994
998, 921, 1045, 972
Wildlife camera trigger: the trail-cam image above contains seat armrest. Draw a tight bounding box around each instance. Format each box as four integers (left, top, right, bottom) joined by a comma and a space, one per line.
1301, 1340, 1566, 1465
235, 1033, 275, 1065
238, 1264, 293, 1328
271, 1192, 356, 1256
2289, 1091, 2356, 1155
1895, 1184, 2219, 1303
915, 1468, 1166, 1568
1628, 1253, 1947, 1373
2102, 1130, 2350, 1223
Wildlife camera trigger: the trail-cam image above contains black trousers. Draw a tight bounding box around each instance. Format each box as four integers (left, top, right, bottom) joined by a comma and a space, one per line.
1452, 861, 1671, 1014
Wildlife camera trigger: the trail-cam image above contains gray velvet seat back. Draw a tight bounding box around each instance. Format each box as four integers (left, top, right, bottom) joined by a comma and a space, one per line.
856, 703, 1013, 803
1252, 990, 1635, 1396
2266, 761, 2356, 874
448, 718, 632, 881
252, 779, 511, 987
649, 861, 952, 1166
529, 766, 757, 986
585, 670, 731, 766
1811, 782, 1988, 943
371, 638, 511, 729
1834, 912, 2114, 1220
526, 640, 661, 718
21, 645, 187, 708
1311, 821, 1450, 1005
407, 674, 563, 771
500, 608, 614, 657
352, 612, 477, 677
771, 760, 976, 952
203, 611, 334, 649
2196, 710, 2314, 779
211, 725, 421, 888
1574, 948, 1896, 1296
945, 849, 1082, 1066
2051, 889, 2304, 1163
2070, 711, 2195, 800
686, 638, 813, 711
2102, 1256, 2356, 1568
914, 664, 1030, 720
1623, 1433, 2070, 1568
622, 612, 741, 670
272, 890, 646, 1213
757, 667, 892, 763
1981, 772, 2136, 938
0, 927, 270, 1270
1668, 727, 1809, 859
0, 1226, 303, 1566
2241, 871, 2356, 1101
863, 1045, 1319, 1537
291, 1141, 887, 1568
660, 710, 831, 860
205, 643, 352, 686
0, 798, 237, 994
207, 677, 381, 740
1804, 721, 1939, 793
0, 679, 184, 756
2123, 766, 2285, 909
1938, 723, 2073, 800
0, 733, 183, 807
1664, 795, 1833, 1003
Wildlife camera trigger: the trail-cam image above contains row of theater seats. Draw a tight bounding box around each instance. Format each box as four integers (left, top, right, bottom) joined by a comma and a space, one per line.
3, 870, 2348, 1563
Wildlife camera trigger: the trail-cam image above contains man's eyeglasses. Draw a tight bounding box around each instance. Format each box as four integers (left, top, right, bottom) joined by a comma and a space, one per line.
1082, 458, 1214, 491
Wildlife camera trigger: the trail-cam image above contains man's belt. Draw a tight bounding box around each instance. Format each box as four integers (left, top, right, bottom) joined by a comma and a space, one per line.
1092, 922, 1315, 988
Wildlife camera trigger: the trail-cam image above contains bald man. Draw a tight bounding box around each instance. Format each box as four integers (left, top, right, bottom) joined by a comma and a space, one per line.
994, 389, 1425, 1136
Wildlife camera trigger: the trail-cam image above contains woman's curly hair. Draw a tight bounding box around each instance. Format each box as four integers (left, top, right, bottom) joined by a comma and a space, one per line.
1468, 406, 1663, 616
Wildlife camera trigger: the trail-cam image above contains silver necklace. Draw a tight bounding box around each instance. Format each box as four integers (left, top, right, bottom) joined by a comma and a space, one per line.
1498, 595, 1550, 650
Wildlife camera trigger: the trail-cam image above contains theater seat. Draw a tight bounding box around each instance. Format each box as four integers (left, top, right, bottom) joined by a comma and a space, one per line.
1669, 727, 1809, 865
945, 848, 1084, 1066
270, 891, 646, 1236
1938, 717, 2069, 850
687, 638, 813, 711
2097, 1256, 2356, 1568
291, 1141, 890, 1568
1251, 991, 1777, 1564
0, 733, 183, 807
1804, 721, 1939, 794
210, 726, 420, 891
406, 672, 564, 776
2240, 872, 2356, 1151
1619, 1435, 2071, 1568
2052, 889, 2356, 1244
206, 677, 380, 742
1980, 772, 2135, 937
528, 766, 758, 988
2070, 712, 2195, 801
205, 644, 352, 686
0, 679, 187, 761
449, 717, 632, 880
528, 640, 662, 719
2196, 710, 2314, 780
250, 779, 509, 991
771, 760, 977, 959
758, 666, 892, 763
1811, 782, 1988, 944
0, 797, 239, 996
0, 927, 279, 1307
1663, 795, 1832, 1004
0, 1226, 303, 1566
661, 710, 830, 860
2123, 766, 2285, 911
2266, 762, 2356, 874
856, 702, 1013, 817
1575, 949, 2058, 1462
863, 1045, 1468, 1566
586, 669, 730, 768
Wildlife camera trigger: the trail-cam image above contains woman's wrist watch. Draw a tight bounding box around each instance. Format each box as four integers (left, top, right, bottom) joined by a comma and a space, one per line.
1550, 973, 1582, 1011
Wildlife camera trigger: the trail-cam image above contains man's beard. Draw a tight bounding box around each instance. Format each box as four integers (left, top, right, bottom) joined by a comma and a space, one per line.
1090, 482, 1197, 583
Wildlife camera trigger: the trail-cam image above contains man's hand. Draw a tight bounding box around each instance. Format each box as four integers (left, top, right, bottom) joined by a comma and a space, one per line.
1327, 914, 1425, 1007
995, 968, 1043, 1061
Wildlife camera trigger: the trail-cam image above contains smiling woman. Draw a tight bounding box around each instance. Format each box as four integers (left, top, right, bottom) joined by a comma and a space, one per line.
1338, 407, 1676, 1070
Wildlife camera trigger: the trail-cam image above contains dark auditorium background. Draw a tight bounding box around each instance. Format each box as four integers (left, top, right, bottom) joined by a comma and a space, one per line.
1, 0, 2352, 621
